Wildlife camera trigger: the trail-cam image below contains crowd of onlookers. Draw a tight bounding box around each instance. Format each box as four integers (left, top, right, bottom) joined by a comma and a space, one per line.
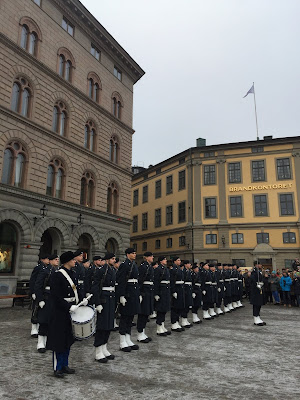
243, 258, 300, 307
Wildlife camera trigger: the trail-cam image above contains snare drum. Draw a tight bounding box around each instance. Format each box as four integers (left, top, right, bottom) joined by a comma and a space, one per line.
71, 305, 96, 340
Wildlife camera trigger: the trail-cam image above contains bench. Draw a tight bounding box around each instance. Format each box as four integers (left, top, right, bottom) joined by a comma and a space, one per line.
0, 280, 31, 307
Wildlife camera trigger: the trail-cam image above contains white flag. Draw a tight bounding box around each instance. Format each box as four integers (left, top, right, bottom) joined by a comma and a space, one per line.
243, 84, 254, 98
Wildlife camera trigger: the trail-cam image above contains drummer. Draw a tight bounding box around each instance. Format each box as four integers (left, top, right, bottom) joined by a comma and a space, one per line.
91, 252, 117, 363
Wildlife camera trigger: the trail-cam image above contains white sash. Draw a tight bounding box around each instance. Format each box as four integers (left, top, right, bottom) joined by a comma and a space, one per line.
59, 269, 79, 304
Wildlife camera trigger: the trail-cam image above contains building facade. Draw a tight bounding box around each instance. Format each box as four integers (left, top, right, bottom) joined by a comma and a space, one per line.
0, 0, 144, 294
131, 136, 300, 269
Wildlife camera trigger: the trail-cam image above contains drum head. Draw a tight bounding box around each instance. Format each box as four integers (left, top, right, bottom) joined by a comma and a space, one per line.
71, 305, 95, 323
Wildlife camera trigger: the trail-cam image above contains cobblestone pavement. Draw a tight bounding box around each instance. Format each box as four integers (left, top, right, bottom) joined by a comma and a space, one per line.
0, 302, 299, 400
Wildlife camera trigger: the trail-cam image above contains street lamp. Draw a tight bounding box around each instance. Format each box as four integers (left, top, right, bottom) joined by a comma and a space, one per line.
33, 204, 48, 226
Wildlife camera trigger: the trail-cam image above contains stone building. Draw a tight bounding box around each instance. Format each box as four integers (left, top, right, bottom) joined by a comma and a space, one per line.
0, 0, 144, 294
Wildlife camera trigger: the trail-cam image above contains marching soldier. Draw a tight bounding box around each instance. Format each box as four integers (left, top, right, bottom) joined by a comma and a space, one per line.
136, 251, 154, 343
223, 264, 233, 312
191, 263, 202, 324
116, 248, 140, 352
181, 260, 193, 328
85, 256, 102, 297
215, 263, 225, 315
231, 263, 239, 309
237, 266, 244, 307
201, 263, 213, 320
170, 256, 185, 332
91, 253, 117, 363
154, 256, 171, 336
74, 250, 86, 301
208, 264, 218, 318
250, 261, 266, 326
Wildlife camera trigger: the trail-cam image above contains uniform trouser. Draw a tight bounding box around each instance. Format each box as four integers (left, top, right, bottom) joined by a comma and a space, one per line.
192, 305, 199, 314
38, 322, 48, 336
253, 304, 261, 317
171, 308, 183, 324
94, 330, 111, 347
137, 314, 148, 332
119, 314, 134, 335
224, 297, 231, 306
216, 298, 222, 308
202, 302, 209, 311
53, 349, 70, 371
156, 311, 166, 325
181, 307, 190, 318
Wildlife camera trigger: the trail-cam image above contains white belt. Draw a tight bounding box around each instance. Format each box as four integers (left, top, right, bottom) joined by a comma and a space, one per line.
45, 286, 50, 290
185, 282, 192, 285
225, 279, 231, 282
233, 278, 238, 281
78, 280, 84, 284
160, 280, 170, 284
219, 280, 224, 283
205, 281, 212, 285
102, 287, 115, 291
143, 281, 154, 285
64, 297, 75, 302
195, 283, 201, 287
127, 279, 138, 283
238, 280, 242, 282
115, 283, 118, 286
175, 281, 184, 284
211, 283, 217, 286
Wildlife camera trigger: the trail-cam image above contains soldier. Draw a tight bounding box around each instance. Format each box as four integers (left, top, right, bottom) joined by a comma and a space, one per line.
73, 249, 86, 301
154, 256, 171, 336
201, 263, 213, 320
237, 266, 245, 307
170, 256, 185, 332
231, 263, 239, 309
34, 254, 59, 353
137, 251, 154, 343
91, 252, 117, 363
85, 256, 102, 297
215, 263, 225, 315
208, 264, 218, 318
113, 257, 120, 330
181, 260, 193, 328
191, 263, 202, 324
29, 253, 49, 337
116, 248, 140, 352
223, 264, 232, 312
250, 262, 266, 326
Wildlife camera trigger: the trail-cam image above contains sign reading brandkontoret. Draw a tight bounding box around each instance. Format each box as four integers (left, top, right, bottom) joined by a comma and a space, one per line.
229, 183, 293, 192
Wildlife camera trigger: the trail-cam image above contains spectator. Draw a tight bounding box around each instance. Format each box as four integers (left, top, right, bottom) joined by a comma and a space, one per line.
280, 272, 292, 307
293, 272, 300, 307
263, 272, 272, 304
292, 258, 300, 272
243, 271, 251, 299
269, 271, 280, 305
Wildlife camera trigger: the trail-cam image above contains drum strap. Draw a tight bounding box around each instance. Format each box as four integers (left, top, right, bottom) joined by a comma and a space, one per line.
59, 269, 79, 304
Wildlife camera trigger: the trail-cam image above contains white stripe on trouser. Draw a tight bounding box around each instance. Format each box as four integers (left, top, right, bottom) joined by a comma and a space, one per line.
53, 352, 57, 371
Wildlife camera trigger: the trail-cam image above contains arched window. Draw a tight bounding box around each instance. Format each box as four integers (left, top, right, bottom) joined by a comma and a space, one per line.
84, 120, 96, 151
52, 101, 68, 136
11, 77, 32, 118
57, 48, 75, 83
87, 72, 101, 103
109, 136, 119, 164
80, 172, 95, 207
46, 158, 65, 199
19, 17, 41, 57
111, 92, 123, 120
1, 141, 27, 188
107, 182, 119, 215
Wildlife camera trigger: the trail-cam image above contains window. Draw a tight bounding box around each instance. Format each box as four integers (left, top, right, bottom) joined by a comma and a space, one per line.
230, 196, 243, 217
91, 44, 100, 61
279, 194, 294, 215
1, 141, 26, 188
283, 232, 296, 243
284, 259, 294, 269
206, 234, 217, 244
252, 160, 265, 181
178, 201, 186, 223
228, 162, 241, 183
142, 213, 148, 230
107, 182, 119, 215
179, 236, 186, 246
142, 242, 147, 251
52, 101, 68, 136
84, 120, 96, 151
232, 259, 245, 268
205, 198, 217, 218
80, 171, 95, 207
179, 157, 185, 165
254, 195, 268, 216
178, 170, 186, 190
156, 168, 161, 175
46, 158, 65, 199
109, 136, 119, 164
87, 72, 101, 103
166, 238, 173, 248
133, 189, 138, 206
232, 233, 244, 244
252, 146, 264, 153
155, 239, 161, 249
0, 222, 17, 274
20, 17, 41, 57
112, 92, 123, 119
166, 205, 173, 225
155, 208, 161, 228
142, 185, 148, 203
114, 66, 122, 81
11, 77, 32, 118
204, 151, 215, 158
277, 158, 291, 180
133, 243, 137, 252
57, 49, 74, 82
155, 180, 161, 198
62, 17, 74, 36
132, 216, 138, 233
204, 165, 216, 185
257, 233, 269, 244
166, 175, 173, 194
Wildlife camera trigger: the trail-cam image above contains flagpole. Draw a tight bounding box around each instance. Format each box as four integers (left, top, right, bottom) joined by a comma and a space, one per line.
253, 82, 259, 141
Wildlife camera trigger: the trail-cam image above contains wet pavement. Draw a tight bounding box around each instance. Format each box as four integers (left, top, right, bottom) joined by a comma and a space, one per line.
0, 302, 299, 400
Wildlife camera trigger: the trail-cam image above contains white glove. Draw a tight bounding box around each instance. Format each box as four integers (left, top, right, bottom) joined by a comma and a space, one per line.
173, 292, 178, 299
202, 290, 206, 295
81, 298, 88, 306
139, 295, 143, 303
86, 293, 91, 298
192, 293, 196, 298
154, 295, 160, 301
96, 305, 103, 313
32, 294, 36, 300
39, 301, 45, 308
257, 284, 262, 289
224, 287, 226, 291
69, 305, 79, 313
120, 296, 127, 306
217, 288, 221, 292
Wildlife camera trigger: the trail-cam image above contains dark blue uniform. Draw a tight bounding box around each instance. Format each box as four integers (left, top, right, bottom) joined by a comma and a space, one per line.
29, 261, 45, 325
192, 269, 202, 313
137, 261, 154, 333
154, 264, 171, 325
170, 265, 185, 324
181, 267, 193, 319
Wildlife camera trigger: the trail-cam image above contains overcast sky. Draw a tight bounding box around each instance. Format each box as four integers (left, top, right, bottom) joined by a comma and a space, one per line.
81, 0, 300, 167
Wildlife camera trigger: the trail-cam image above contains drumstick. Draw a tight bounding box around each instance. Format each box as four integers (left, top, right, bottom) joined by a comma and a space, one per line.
77, 293, 93, 307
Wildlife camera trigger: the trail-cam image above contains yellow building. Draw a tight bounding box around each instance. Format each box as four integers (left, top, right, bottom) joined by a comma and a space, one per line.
131, 136, 300, 269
